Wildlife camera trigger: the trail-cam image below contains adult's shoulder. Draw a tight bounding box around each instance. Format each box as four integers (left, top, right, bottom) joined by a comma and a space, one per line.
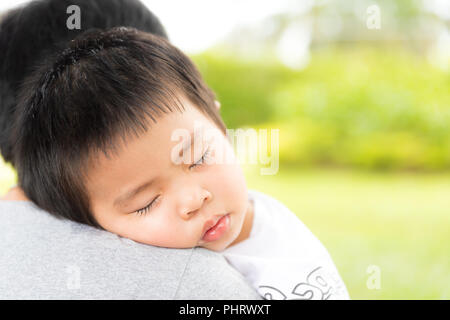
0, 201, 261, 299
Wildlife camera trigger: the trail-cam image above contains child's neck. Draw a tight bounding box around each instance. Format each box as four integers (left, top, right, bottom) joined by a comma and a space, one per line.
228, 198, 254, 247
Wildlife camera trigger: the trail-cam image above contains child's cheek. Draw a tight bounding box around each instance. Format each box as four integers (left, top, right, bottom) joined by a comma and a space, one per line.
135, 216, 193, 248
206, 135, 248, 209
211, 157, 247, 202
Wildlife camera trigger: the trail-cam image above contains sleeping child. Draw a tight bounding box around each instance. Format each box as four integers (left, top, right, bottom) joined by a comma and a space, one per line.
11, 27, 349, 300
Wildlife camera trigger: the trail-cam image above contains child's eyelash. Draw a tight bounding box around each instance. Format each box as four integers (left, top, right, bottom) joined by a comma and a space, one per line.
135, 148, 211, 216
135, 195, 160, 216
189, 147, 211, 170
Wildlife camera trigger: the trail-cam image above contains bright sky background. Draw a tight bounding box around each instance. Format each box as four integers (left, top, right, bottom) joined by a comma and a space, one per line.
141, 0, 305, 53
1, 0, 448, 69
0, 0, 311, 53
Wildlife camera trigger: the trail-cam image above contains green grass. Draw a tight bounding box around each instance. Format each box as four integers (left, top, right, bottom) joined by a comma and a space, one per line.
243, 164, 450, 299
2, 161, 448, 299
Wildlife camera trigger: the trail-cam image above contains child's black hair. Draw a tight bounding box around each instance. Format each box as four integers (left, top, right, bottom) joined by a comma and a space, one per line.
12, 27, 226, 227
0, 0, 168, 165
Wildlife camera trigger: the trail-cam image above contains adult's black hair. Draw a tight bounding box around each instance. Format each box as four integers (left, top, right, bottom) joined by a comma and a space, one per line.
0, 0, 168, 165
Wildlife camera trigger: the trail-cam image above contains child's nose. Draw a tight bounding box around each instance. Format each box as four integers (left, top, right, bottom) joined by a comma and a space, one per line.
177, 188, 212, 220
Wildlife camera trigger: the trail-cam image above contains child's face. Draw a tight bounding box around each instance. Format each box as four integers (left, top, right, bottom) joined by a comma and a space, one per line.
84, 96, 250, 252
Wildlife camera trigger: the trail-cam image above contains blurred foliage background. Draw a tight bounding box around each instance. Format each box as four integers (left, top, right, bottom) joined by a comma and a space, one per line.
195, 47, 449, 171
192, 0, 450, 299
1, 0, 449, 299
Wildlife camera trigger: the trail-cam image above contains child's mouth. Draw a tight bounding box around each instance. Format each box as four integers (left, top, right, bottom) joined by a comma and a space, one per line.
201, 213, 230, 242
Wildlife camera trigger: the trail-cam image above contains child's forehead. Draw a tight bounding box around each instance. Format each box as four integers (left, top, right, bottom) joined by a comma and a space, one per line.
85, 103, 214, 171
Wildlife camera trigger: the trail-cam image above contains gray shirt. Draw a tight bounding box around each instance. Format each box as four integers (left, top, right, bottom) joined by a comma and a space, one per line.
0, 201, 262, 299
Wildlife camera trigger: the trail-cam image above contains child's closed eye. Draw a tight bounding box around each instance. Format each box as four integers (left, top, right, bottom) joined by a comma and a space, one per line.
135, 195, 160, 216
189, 146, 212, 170
134, 147, 212, 216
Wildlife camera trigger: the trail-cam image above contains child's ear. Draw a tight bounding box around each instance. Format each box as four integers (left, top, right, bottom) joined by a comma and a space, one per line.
214, 100, 221, 110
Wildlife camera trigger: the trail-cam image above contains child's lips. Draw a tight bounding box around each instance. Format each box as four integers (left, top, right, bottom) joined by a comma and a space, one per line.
201, 213, 230, 242
201, 215, 224, 237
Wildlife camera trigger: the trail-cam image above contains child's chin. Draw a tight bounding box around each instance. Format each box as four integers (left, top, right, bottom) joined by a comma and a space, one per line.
200, 241, 229, 252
